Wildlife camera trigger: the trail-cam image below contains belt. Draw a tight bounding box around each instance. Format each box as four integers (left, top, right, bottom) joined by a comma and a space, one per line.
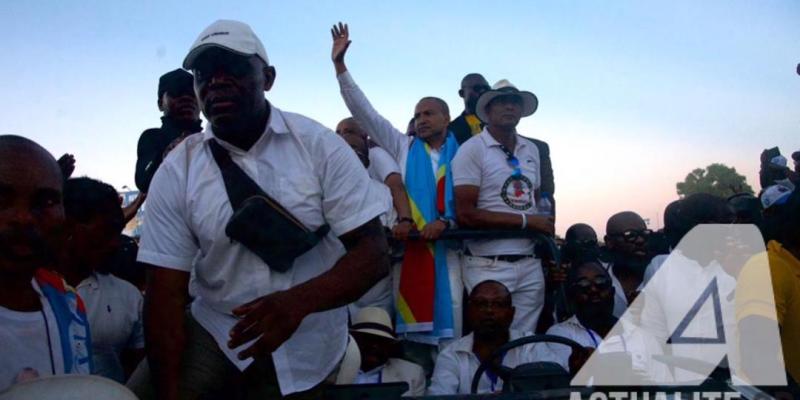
465, 250, 532, 263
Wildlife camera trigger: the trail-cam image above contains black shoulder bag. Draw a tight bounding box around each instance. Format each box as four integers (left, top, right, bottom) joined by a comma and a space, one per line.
208, 140, 330, 272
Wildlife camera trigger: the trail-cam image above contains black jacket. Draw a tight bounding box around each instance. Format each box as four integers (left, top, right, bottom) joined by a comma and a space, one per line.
135, 117, 202, 192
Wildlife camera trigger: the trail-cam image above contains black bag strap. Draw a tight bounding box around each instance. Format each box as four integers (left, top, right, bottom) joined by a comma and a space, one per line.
208, 139, 266, 210
208, 139, 330, 238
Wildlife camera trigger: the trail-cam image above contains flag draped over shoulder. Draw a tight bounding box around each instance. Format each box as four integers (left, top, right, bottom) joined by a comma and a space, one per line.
35, 268, 93, 374
396, 132, 458, 343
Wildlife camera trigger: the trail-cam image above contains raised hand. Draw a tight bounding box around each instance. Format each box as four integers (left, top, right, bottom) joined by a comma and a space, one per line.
331, 22, 351, 64
57, 153, 75, 179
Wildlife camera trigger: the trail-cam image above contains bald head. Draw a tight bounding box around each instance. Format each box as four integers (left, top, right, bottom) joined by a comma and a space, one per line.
460, 73, 490, 113
469, 279, 511, 302
335, 117, 367, 140
606, 211, 646, 236
0, 135, 65, 278
565, 223, 597, 244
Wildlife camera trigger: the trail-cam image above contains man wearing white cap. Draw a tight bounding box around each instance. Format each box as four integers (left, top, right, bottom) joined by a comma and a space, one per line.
452, 80, 555, 332
132, 20, 389, 399
344, 307, 426, 397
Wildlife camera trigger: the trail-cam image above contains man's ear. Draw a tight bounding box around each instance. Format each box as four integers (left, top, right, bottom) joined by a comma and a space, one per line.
458, 88, 465, 98
263, 65, 276, 91
604, 235, 615, 250
157, 95, 165, 112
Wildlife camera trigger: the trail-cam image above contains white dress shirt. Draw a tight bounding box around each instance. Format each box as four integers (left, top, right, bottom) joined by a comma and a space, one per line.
138, 104, 385, 395
427, 330, 537, 395
76, 273, 144, 383
451, 130, 542, 256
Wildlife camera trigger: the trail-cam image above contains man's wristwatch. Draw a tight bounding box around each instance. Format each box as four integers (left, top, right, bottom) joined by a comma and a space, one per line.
437, 216, 452, 229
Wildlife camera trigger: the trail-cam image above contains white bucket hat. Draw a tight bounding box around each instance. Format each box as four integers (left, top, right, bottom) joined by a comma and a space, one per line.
183, 19, 269, 70
349, 307, 397, 341
475, 79, 538, 123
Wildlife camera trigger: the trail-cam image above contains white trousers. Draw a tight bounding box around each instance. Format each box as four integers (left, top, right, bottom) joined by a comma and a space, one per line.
461, 255, 545, 332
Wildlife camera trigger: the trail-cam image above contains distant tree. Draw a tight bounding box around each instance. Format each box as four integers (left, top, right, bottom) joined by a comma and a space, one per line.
676, 163, 754, 198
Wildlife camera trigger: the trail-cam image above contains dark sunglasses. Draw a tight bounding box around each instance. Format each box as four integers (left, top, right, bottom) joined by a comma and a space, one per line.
192, 53, 255, 82
571, 276, 612, 292
498, 145, 522, 179
608, 229, 652, 243
470, 299, 512, 311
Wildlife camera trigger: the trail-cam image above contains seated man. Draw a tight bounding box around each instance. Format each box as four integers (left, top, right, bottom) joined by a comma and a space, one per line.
347, 307, 425, 397
56, 177, 145, 383
428, 280, 538, 395
0, 135, 92, 391
535, 260, 669, 383
603, 211, 654, 317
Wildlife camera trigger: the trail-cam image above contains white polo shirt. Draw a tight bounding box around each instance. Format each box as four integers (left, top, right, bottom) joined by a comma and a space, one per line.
138, 104, 385, 395
338, 71, 439, 177
368, 146, 401, 184
76, 273, 144, 383
452, 130, 541, 256
427, 330, 537, 395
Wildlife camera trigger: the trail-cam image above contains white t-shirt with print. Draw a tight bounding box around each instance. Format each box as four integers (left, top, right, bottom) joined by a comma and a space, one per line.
452, 130, 541, 256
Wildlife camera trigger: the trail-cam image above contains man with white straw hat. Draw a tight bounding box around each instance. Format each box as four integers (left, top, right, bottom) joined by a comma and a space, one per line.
345, 307, 426, 397
131, 19, 389, 399
453, 80, 555, 332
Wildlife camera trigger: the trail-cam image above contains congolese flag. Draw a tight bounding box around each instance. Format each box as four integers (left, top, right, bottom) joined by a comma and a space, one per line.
396, 132, 458, 343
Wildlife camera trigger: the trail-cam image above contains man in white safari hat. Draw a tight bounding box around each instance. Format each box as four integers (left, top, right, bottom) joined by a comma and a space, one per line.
452, 79, 555, 332
345, 307, 426, 397
130, 19, 389, 399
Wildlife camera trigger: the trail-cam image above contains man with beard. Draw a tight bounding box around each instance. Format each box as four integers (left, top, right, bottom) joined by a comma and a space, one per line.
56, 177, 145, 383
535, 261, 670, 382
0, 135, 92, 391
603, 211, 653, 317
131, 20, 388, 399
427, 280, 539, 395
449, 73, 490, 145
135, 69, 202, 193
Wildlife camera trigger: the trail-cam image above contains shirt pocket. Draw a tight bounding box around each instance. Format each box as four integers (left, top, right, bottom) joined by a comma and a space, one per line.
276, 176, 324, 228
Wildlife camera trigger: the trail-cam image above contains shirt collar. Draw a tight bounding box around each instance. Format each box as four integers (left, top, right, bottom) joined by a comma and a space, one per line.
478, 128, 527, 151
201, 102, 289, 150
78, 272, 99, 291
452, 330, 527, 354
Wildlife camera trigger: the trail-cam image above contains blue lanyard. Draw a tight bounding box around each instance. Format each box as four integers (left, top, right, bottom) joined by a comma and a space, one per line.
377, 370, 382, 384
485, 352, 507, 392
583, 326, 628, 351
584, 327, 599, 347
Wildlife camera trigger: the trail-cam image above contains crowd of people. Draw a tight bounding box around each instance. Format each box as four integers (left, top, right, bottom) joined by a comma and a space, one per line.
1, 18, 799, 399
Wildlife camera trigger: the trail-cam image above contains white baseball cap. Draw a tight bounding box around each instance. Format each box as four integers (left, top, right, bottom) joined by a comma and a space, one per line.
183, 20, 269, 70
760, 184, 793, 210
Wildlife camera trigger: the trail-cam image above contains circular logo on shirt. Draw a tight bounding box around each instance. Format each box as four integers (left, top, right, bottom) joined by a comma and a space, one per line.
501, 175, 534, 211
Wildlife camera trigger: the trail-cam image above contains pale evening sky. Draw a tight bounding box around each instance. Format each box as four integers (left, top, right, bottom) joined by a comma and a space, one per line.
1, 1, 798, 235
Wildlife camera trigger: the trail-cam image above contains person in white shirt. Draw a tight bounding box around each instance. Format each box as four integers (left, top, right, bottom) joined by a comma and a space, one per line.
345, 307, 425, 397
639, 193, 738, 383
452, 79, 555, 332
535, 261, 671, 384
602, 211, 653, 318
56, 177, 145, 383
0, 135, 92, 392
428, 280, 538, 395
336, 125, 399, 316
331, 23, 463, 353
130, 20, 389, 400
